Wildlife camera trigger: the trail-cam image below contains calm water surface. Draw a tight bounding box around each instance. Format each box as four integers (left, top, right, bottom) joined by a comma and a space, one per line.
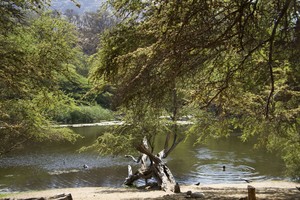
0, 126, 286, 193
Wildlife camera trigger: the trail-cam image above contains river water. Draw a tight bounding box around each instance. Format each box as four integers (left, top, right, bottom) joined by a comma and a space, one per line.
0, 125, 286, 193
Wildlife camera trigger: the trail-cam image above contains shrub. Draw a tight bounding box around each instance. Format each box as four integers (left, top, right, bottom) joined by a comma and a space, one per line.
53, 105, 114, 124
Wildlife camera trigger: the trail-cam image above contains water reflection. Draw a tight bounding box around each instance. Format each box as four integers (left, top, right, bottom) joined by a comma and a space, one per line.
170, 136, 285, 185
0, 126, 286, 192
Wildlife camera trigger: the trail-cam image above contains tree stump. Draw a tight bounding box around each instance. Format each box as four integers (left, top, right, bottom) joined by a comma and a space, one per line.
247, 185, 256, 200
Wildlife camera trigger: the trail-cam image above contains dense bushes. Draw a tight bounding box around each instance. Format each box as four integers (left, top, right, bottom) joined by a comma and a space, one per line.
53, 105, 114, 124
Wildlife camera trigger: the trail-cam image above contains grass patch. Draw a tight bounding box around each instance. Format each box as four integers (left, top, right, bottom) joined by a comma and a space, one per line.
53, 105, 114, 124
0, 193, 12, 198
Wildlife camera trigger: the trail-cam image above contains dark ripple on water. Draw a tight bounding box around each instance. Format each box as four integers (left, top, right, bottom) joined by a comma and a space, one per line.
189, 163, 266, 184
185, 147, 267, 184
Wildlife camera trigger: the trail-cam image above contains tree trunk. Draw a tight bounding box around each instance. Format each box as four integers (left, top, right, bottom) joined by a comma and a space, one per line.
124, 137, 180, 192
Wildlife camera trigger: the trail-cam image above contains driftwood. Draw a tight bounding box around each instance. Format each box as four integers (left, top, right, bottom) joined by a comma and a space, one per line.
4, 193, 72, 200
124, 135, 182, 192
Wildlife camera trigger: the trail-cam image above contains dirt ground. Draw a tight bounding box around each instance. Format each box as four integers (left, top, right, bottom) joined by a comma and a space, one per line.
2, 181, 300, 200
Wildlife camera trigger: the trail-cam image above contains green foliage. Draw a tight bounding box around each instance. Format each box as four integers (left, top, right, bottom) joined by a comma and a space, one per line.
57, 64, 91, 101
52, 105, 114, 124
266, 120, 300, 180
0, 8, 82, 154
0, 0, 50, 35
90, 0, 300, 178
80, 104, 174, 155
80, 131, 134, 155
70, 105, 114, 123
0, 97, 80, 155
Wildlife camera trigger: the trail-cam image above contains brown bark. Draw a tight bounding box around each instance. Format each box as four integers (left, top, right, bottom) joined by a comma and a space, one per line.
124, 137, 180, 192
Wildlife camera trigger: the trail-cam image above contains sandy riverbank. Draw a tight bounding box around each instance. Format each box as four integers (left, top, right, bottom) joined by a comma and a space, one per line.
3, 181, 300, 200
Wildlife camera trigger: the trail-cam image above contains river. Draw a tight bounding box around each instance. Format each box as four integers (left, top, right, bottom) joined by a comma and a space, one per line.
0, 125, 286, 193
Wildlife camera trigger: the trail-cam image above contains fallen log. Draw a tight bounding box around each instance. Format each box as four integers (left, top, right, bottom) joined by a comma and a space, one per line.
4, 193, 72, 200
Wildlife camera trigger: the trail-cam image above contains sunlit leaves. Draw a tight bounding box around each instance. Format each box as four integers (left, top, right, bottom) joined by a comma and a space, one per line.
0, 10, 81, 155
80, 131, 134, 155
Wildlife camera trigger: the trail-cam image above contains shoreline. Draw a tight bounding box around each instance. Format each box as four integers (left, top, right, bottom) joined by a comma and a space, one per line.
55, 119, 194, 128
3, 180, 300, 200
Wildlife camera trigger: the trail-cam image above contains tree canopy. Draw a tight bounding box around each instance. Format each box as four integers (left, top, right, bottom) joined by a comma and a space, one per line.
0, 0, 119, 155
0, 1, 82, 155
90, 0, 300, 179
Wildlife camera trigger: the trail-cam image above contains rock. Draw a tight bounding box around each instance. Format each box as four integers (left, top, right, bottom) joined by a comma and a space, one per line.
190, 192, 205, 198
186, 191, 205, 199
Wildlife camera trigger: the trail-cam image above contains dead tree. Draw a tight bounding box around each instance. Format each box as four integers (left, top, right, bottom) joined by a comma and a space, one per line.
124, 133, 182, 192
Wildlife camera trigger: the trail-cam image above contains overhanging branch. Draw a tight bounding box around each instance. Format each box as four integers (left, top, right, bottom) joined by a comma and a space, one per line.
266, 0, 292, 119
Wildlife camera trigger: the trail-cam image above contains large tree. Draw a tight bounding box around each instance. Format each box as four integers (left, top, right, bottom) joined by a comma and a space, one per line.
0, 1, 81, 155
90, 0, 300, 183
